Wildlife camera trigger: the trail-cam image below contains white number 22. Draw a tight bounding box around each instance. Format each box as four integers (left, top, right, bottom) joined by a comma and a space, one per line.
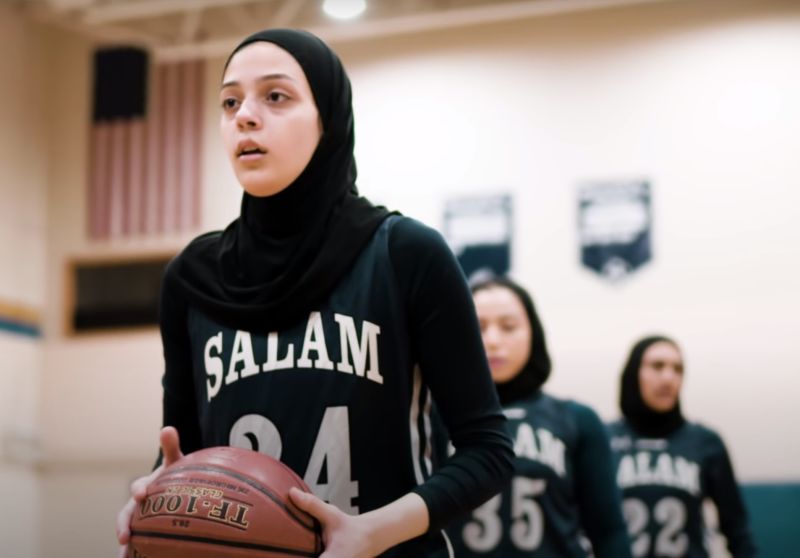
624, 496, 689, 557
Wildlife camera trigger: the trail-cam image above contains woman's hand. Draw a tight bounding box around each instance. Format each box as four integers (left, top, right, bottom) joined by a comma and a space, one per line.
289, 488, 377, 558
115, 427, 183, 558
289, 488, 429, 558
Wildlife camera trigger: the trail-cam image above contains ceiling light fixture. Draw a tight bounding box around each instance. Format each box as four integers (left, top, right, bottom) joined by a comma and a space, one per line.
322, 0, 367, 20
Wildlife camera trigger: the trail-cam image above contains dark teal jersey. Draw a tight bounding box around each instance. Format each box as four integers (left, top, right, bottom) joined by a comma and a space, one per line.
444, 393, 630, 558
159, 216, 513, 557
607, 419, 757, 558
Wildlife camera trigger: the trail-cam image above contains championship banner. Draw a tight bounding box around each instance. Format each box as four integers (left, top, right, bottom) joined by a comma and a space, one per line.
578, 180, 652, 281
444, 194, 512, 279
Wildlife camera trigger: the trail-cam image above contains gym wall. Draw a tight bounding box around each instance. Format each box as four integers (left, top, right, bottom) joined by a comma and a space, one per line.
0, 1, 797, 557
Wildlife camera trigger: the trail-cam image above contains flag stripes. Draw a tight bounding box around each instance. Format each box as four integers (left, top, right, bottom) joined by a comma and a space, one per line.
89, 50, 204, 240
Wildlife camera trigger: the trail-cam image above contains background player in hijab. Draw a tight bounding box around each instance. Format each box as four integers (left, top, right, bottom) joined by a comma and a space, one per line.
608, 336, 757, 557
442, 274, 630, 557
115, 29, 513, 558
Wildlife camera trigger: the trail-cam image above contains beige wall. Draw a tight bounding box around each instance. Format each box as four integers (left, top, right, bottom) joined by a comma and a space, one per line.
164, 0, 800, 480
339, 0, 800, 481
0, 5, 49, 558
0, 0, 796, 556
36, 25, 181, 558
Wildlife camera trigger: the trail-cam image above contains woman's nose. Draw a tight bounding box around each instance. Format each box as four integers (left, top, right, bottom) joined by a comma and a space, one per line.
482, 325, 500, 347
663, 367, 681, 383
235, 98, 261, 129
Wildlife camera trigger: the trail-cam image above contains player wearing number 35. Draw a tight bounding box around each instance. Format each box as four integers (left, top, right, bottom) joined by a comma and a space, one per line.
608, 336, 757, 557
443, 275, 632, 558
115, 28, 514, 558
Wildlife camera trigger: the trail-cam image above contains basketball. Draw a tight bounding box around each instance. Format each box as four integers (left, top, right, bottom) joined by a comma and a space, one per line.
129, 446, 322, 558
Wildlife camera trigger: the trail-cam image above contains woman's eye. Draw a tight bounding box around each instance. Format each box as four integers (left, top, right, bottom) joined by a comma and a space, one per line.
221, 98, 239, 110
267, 91, 288, 103
500, 321, 518, 333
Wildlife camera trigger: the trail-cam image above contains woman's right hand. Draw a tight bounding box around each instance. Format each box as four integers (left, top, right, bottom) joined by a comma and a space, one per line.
116, 426, 183, 558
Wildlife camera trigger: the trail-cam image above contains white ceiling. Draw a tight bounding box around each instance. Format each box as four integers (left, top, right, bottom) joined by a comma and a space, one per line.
18, 0, 674, 60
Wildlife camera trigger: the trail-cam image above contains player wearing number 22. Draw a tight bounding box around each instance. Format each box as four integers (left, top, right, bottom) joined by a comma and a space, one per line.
608, 336, 758, 557
442, 275, 632, 558
117, 29, 514, 558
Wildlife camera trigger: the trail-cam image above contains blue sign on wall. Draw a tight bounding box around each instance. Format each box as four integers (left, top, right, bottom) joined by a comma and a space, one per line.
579, 180, 652, 281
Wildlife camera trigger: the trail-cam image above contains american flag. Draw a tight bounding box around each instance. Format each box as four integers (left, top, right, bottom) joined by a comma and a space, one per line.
89, 48, 204, 239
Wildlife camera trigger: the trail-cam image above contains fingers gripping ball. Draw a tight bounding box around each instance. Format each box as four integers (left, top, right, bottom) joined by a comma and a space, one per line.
130, 446, 323, 557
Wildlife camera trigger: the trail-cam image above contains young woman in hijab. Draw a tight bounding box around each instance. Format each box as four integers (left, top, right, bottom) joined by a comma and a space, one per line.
442, 275, 630, 557
608, 336, 757, 557
115, 29, 513, 558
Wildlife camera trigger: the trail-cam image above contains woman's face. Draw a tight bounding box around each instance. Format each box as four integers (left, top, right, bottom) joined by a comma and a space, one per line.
220, 42, 322, 197
473, 286, 532, 384
639, 341, 684, 412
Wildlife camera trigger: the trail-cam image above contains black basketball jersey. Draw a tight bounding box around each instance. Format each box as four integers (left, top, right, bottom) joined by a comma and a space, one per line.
446, 393, 630, 558
160, 216, 512, 557
607, 419, 757, 558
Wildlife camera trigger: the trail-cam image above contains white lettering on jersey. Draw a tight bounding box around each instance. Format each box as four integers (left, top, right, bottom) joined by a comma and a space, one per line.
203, 311, 383, 402
262, 331, 294, 372
297, 311, 335, 370
617, 451, 700, 495
514, 423, 566, 477
225, 330, 259, 385
204, 331, 224, 401
334, 314, 383, 384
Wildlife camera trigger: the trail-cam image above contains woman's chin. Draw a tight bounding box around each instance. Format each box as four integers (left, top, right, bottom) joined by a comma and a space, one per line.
240, 180, 290, 198
491, 369, 518, 384
650, 401, 678, 413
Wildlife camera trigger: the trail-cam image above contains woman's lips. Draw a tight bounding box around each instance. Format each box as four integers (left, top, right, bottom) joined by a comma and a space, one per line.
236, 139, 267, 160
488, 357, 506, 368
238, 151, 266, 162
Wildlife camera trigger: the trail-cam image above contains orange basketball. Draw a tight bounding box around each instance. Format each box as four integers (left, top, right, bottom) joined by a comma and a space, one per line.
130, 446, 322, 557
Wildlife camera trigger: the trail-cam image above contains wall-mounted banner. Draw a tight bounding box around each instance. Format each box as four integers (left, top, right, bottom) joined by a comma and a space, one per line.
444, 194, 512, 279
578, 180, 651, 281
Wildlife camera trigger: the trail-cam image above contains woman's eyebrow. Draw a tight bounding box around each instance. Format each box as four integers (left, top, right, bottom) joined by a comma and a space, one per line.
221, 73, 295, 89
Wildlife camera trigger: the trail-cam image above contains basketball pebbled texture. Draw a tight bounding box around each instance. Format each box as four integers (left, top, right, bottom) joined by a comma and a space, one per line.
130, 446, 323, 558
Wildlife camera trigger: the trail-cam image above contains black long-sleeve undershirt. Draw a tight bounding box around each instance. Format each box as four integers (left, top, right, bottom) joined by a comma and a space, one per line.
389, 218, 514, 531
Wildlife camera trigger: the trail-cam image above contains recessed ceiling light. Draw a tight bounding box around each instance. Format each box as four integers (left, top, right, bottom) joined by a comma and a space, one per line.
323, 0, 367, 20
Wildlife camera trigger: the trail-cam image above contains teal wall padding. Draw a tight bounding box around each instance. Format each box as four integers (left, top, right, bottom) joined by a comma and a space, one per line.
741, 483, 800, 557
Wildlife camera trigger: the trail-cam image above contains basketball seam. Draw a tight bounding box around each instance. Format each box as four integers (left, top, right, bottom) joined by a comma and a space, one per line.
133, 510, 248, 531
130, 529, 318, 557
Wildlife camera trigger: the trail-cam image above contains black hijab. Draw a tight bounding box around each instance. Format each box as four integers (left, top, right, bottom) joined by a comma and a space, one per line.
169, 29, 390, 332
620, 335, 686, 438
470, 275, 551, 406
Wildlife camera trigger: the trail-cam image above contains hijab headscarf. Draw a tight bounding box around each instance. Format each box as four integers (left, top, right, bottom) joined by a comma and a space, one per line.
169, 29, 390, 332
620, 335, 686, 437
470, 274, 551, 406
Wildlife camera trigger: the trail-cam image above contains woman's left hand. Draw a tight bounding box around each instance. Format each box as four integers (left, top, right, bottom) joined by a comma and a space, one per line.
289, 487, 378, 558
